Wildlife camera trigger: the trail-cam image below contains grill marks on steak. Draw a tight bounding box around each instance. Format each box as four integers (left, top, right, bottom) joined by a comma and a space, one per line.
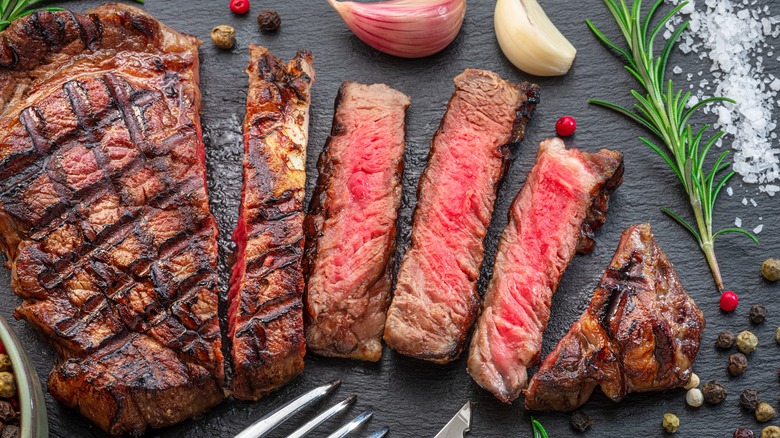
0, 5, 224, 436
524, 223, 705, 411
467, 138, 624, 403
304, 82, 409, 362
228, 45, 314, 400
383, 69, 539, 363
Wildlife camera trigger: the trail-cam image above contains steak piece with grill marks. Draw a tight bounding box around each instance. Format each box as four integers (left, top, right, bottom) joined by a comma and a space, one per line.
0, 4, 224, 436
524, 223, 705, 411
467, 138, 623, 403
383, 69, 539, 363
304, 81, 409, 362
228, 45, 314, 400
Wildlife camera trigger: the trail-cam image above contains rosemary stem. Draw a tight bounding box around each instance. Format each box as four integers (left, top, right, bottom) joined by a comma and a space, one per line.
690, 189, 724, 291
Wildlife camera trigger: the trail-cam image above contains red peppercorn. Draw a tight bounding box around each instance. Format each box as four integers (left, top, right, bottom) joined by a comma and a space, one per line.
556, 116, 576, 137
720, 290, 739, 312
230, 0, 250, 14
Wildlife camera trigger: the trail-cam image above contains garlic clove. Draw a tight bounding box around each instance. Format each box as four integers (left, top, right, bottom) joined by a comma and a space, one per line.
494, 0, 576, 76
328, 0, 466, 59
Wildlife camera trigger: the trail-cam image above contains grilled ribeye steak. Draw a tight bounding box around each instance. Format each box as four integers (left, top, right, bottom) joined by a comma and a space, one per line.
383, 69, 539, 363
524, 223, 705, 411
304, 82, 409, 362
467, 138, 623, 403
0, 4, 224, 435
228, 45, 314, 400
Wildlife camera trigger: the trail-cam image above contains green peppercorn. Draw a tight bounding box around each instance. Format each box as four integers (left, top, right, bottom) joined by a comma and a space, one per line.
741, 388, 761, 411
750, 304, 768, 324
570, 410, 591, 433
756, 402, 776, 423
0, 356, 9, 373
729, 352, 749, 376
663, 413, 679, 433
716, 331, 736, 349
776, 327, 780, 345
0, 373, 15, 399
702, 380, 727, 404
762, 259, 780, 282
734, 428, 756, 438
211, 25, 236, 50
763, 426, 780, 438
737, 331, 759, 354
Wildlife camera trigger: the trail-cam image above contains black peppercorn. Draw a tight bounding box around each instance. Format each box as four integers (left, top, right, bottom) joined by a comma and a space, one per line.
570, 410, 591, 433
702, 380, 727, 404
750, 304, 768, 324
716, 331, 736, 349
734, 428, 755, 438
1, 425, 19, 438
741, 388, 761, 411
729, 352, 749, 376
0, 402, 14, 423
257, 10, 281, 32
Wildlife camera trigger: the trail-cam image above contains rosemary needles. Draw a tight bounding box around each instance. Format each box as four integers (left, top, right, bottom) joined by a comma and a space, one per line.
586, 0, 758, 292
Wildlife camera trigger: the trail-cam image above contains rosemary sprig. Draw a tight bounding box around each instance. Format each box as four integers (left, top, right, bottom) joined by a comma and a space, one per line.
586, 0, 758, 292
0, 0, 145, 32
531, 417, 548, 438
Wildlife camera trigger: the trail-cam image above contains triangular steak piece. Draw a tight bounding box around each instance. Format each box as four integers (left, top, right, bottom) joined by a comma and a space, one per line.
524, 223, 705, 411
304, 81, 410, 362
228, 46, 314, 400
383, 69, 539, 364
467, 138, 623, 403
0, 4, 224, 436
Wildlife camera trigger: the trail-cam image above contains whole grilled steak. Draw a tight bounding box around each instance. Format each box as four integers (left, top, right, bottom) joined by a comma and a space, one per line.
0, 4, 224, 435
383, 69, 539, 363
467, 138, 623, 403
304, 82, 409, 362
228, 46, 314, 400
524, 223, 705, 411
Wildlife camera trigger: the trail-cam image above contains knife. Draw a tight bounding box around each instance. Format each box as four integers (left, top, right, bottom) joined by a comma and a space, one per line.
434, 401, 472, 438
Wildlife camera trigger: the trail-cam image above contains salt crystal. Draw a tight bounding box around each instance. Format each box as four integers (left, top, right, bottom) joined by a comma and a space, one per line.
673, 65, 683, 74
742, 197, 748, 205
750, 198, 757, 206
753, 224, 763, 234
770, 78, 780, 90
727, 186, 734, 196
735, 217, 742, 227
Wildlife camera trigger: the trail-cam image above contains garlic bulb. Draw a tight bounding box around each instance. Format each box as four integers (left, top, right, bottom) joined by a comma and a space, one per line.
328, 0, 466, 58
494, 0, 576, 76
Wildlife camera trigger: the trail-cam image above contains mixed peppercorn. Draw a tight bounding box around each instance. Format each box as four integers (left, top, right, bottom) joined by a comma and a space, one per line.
0, 343, 19, 438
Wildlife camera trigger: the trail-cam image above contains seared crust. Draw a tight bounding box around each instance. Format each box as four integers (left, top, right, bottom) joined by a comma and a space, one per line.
0, 4, 224, 436
383, 69, 539, 364
228, 45, 314, 400
303, 81, 409, 361
524, 223, 705, 411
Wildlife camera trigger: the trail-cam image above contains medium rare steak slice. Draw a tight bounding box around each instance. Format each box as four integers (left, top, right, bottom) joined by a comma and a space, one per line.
304, 82, 409, 361
524, 223, 705, 411
383, 69, 539, 363
467, 138, 623, 403
0, 4, 223, 435
228, 45, 314, 400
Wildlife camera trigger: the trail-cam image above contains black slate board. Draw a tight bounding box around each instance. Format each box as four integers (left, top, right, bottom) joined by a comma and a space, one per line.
3, 0, 779, 437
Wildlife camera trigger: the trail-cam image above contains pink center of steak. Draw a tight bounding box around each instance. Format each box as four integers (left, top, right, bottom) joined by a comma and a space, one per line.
383, 69, 538, 362
304, 82, 409, 361
467, 138, 623, 402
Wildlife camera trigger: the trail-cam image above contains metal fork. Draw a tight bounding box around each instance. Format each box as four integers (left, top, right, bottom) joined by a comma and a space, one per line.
234, 380, 388, 438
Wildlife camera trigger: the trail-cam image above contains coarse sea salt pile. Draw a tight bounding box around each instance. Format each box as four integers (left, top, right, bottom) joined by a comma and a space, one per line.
667, 0, 780, 196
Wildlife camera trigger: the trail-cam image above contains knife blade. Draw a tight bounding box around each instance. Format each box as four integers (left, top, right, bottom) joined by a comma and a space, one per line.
434, 401, 472, 438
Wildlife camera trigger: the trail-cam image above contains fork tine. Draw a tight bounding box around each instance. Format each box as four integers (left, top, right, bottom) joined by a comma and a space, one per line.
233, 380, 341, 438
286, 395, 358, 438
365, 426, 389, 438
326, 409, 373, 438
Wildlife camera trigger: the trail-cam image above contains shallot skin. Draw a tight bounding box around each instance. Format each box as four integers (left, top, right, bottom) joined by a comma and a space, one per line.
328, 0, 466, 58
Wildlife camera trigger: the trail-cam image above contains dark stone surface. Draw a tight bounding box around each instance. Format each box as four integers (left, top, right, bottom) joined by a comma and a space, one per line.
1, 0, 778, 436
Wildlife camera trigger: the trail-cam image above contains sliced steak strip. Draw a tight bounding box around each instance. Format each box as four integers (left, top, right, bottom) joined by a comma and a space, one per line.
524, 223, 705, 411
383, 69, 539, 363
228, 45, 314, 400
467, 138, 623, 403
0, 4, 223, 435
304, 82, 409, 362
